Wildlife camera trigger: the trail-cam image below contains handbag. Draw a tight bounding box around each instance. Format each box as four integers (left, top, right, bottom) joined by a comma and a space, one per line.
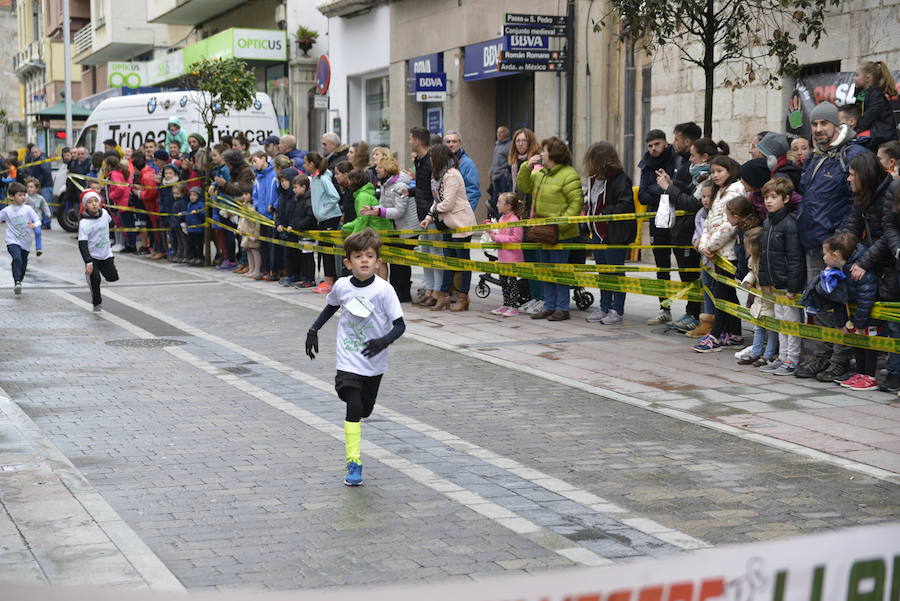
431, 178, 449, 230
526, 223, 559, 244
654, 193, 675, 229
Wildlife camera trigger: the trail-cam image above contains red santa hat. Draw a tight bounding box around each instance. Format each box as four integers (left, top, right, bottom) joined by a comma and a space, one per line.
80, 189, 103, 206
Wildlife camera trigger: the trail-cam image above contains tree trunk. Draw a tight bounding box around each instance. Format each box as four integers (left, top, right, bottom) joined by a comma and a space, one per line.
702, 0, 716, 138
703, 65, 714, 138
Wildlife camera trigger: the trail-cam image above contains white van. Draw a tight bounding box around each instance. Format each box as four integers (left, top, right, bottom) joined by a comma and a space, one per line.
75, 91, 280, 153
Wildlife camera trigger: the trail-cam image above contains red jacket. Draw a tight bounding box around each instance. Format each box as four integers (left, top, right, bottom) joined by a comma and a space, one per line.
140, 165, 159, 211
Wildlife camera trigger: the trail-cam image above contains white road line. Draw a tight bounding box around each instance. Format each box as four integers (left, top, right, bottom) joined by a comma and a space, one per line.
0, 374, 184, 592
52, 290, 612, 567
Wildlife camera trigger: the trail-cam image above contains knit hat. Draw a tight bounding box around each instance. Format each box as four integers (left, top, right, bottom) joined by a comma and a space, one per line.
756, 132, 789, 159
809, 101, 840, 127
280, 167, 299, 182
188, 187, 203, 198
188, 133, 207, 147
263, 135, 281, 146
153, 149, 170, 162
80, 189, 103, 206
739, 158, 770, 190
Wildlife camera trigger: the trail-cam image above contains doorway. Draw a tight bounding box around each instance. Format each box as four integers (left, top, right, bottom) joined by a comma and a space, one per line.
495, 73, 534, 132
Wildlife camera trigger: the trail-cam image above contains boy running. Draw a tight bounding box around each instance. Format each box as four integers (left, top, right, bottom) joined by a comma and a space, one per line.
78, 190, 119, 311
305, 229, 405, 486
0, 182, 40, 294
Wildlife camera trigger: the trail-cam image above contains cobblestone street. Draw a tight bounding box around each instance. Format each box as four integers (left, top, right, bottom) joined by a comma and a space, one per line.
1, 230, 898, 592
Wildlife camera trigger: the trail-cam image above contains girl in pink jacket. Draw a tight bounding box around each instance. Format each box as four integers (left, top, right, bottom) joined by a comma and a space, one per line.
487, 192, 525, 316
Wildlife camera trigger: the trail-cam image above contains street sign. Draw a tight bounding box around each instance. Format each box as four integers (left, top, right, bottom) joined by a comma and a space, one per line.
315, 55, 331, 95
414, 73, 447, 93
498, 61, 566, 73
417, 91, 446, 102
502, 24, 566, 37
505, 35, 550, 50
500, 50, 566, 61
313, 95, 328, 109
505, 13, 568, 26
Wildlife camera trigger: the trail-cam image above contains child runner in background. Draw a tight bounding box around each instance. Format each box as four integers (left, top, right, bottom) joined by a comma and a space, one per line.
757, 178, 806, 376
184, 187, 205, 265
305, 229, 405, 486
237, 190, 262, 279
801, 232, 879, 391
288, 173, 317, 288
487, 192, 525, 316
170, 183, 188, 263
78, 189, 119, 312
24, 178, 50, 256
686, 180, 716, 338
737, 227, 779, 368
0, 182, 39, 294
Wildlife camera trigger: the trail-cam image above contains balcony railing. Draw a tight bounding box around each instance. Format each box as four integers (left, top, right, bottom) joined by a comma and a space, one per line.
73, 23, 93, 55
13, 41, 45, 76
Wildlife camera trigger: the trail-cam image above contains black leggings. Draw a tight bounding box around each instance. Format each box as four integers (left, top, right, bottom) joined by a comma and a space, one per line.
711, 264, 741, 337
854, 348, 878, 377
318, 217, 342, 279
336, 371, 383, 422
88, 257, 120, 306
652, 230, 701, 316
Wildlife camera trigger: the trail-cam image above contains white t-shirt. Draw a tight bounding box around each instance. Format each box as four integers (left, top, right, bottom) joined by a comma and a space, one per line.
325, 275, 404, 376
78, 209, 114, 260
0, 204, 40, 251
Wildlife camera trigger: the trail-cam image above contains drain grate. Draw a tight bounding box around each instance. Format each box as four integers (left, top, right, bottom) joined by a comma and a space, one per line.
105, 338, 187, 348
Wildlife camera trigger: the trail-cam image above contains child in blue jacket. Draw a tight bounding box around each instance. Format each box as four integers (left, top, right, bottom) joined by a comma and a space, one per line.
184, 187, 206, 265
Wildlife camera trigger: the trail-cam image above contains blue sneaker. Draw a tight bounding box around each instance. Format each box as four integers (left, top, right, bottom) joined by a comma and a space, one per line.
691, 334, 722, 353
344, 461, 363, 486
280, 277, 295, 287
668, 314, 699, 332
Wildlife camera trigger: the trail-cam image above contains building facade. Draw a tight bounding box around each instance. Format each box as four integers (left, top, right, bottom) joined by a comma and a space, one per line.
647, 0, 900, 161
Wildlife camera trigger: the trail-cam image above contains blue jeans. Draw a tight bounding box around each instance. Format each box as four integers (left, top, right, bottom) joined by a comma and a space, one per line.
33, 227, 42, 251
700, 269, 715, 314
750, 325, 779, 360
887, 321, 900, 376
40, 187, 53, 227
540, 242, 572, 311
7, 244, 28, 282
440, 235, 471, 293
592, 237, 626, 315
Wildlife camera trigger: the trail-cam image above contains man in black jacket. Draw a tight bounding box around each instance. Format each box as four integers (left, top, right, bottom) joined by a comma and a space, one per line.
651, 123, 702, 330
66, 147, 92, 213
409, 126, 440, 305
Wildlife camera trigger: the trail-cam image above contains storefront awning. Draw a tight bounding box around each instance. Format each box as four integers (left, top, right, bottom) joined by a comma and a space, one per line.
27, 101, 92, 119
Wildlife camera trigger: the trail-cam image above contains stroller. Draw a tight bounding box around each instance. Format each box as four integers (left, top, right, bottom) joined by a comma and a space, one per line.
474, 247, 594, 311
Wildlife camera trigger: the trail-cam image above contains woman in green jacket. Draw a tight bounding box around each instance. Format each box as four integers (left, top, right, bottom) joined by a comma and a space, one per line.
342, 169, 393, 279
516, 137, 583, 321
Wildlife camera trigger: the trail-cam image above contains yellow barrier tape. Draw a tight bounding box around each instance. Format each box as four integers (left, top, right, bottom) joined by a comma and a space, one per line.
0, 155, 60, 175
67, 172, 204, 191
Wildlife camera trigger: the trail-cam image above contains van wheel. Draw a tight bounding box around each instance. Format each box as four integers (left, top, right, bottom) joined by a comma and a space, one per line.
58, 205, 79, 232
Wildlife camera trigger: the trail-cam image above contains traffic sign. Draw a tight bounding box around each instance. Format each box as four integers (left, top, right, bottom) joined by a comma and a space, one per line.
498, 61, 566, 73
505, 13, 568, 26
502, 24, 566, 37
500, 50, 566, 61
315, 55, 331, 95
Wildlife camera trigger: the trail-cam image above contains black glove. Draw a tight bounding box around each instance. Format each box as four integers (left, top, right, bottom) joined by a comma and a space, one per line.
361, 337, 388, 358
305, 329, 318, 360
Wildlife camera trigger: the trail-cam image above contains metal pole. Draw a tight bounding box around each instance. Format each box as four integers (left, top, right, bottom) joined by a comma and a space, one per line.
63, 0, 73, 145
564, 0, 575, 147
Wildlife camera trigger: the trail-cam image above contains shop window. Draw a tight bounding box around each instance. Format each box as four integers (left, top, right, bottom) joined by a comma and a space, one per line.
365, 76, 390, 146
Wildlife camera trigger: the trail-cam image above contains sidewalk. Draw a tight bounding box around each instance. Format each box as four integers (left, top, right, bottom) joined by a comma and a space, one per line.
0, 387, 183, 590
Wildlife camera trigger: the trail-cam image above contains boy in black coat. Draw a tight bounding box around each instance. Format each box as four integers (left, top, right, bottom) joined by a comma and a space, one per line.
758, 178, 806, 374
288, 173, 317, 287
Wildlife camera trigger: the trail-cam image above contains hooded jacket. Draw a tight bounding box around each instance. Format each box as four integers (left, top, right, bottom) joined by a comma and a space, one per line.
845, 177, 899, 299
274, 168, 299, 237
798, 124, 869, 251
585, 171, 637, 245
800, 244, 878, 328
165, 117, 189, 154
857, 87, 899, 150
699, 181, 746, 260
455, 148, 482, 210
251, 164, 276, 219
341, 182, 392, 234
309, 169, 342, 223
758, 206, 806, 293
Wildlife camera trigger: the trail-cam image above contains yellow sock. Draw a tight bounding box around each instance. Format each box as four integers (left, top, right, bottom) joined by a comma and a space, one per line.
344, 421, 361, 464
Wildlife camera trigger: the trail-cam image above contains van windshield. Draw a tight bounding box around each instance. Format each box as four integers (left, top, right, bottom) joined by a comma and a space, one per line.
75, 124, 97, 152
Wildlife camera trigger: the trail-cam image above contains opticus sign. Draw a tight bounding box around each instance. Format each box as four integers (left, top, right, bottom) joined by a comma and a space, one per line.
232, 29, 287, 61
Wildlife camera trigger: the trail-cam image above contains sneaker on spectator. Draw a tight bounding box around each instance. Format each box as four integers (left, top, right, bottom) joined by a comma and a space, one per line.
837, 372, 862, 387
719, 334, 744, 347
815, 363, 852, 383
734, 347, 754, 361
491, 306, 509, 315
794, 356, 830, 378
758, 359, 783, 372
843, 374, 878, 390
599, 309, 623, 325
669, 314, 699, 332
691, 334, 721, 353
501, 307, 520, 317
312, 282, 333, 294
878, 373, 900, 393
737, 354, 761, 365
525, 300, 544, 315
772, 360, 797, 376
585, 308, 608, 323
647, 308, 672, 325
752, 356, 773, 367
